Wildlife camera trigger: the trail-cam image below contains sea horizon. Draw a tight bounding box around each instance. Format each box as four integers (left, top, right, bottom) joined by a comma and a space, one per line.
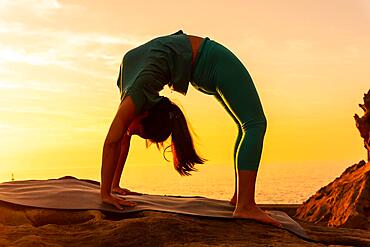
0, 160, 359, 204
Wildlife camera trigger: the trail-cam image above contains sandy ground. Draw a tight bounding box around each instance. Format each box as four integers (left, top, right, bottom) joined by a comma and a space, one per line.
0, 202, 369, 247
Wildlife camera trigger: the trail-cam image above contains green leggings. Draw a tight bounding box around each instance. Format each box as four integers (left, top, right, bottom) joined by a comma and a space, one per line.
191, 37, 267, 175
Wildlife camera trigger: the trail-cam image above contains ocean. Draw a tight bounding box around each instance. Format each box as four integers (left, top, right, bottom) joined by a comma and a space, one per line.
0, 161, 352, 204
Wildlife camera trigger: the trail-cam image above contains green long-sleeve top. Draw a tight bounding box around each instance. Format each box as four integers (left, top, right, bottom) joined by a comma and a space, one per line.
117, 30, 193, 114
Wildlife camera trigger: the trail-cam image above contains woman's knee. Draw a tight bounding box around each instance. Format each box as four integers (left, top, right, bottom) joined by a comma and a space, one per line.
240, 115, 267, 133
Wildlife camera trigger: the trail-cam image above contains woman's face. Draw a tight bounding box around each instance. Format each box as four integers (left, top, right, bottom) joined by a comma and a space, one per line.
127, 111, 149, 138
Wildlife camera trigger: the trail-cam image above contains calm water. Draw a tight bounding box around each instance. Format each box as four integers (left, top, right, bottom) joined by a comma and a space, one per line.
0, 161, 352, 204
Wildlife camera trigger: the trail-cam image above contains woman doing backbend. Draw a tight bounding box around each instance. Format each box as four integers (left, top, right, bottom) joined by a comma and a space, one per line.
100, 30, 282, 228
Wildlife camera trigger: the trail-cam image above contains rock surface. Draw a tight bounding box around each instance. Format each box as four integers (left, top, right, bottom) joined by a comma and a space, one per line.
295, 160, 370, 230
0, 201, 369, 247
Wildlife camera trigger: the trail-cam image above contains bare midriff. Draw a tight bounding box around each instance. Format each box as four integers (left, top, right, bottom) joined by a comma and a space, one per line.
187, 34, 205, 67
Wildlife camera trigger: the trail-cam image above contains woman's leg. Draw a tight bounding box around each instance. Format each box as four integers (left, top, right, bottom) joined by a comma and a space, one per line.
212, 42, 281, 227
216, 83, 281, 227
214, 94, 242, 204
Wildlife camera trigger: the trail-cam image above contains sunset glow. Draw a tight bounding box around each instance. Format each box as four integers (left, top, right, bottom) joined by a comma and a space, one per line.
0, 0, 369, 182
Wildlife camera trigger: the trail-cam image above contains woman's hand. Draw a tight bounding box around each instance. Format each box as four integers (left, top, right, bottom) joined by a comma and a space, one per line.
112, 186, 143, 196
101, 193, 137, 210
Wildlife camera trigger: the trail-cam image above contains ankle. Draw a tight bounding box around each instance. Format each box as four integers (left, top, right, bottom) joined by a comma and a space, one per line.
111, 185, 120, 191
236, 202, 258, 210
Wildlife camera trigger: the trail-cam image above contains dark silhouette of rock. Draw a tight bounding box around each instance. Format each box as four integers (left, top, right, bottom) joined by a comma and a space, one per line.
354, 89, 370, 161
295, 160, 370, 230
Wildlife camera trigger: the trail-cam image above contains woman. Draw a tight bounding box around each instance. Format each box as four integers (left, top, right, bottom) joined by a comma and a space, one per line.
100, 30, 282, 227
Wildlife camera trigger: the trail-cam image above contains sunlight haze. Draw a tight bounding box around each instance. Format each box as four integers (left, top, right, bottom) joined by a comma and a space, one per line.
0, 0, 369, 182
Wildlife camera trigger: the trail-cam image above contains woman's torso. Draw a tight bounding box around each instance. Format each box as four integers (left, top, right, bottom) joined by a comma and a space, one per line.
118, 30, 205, 98
117, 30, 203, 113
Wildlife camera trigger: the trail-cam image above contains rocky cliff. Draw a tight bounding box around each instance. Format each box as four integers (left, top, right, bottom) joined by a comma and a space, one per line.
295, 160, 370, 230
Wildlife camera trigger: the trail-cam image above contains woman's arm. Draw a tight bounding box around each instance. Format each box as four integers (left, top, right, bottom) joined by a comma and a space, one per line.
111, 129, 143, 196
112, 132, 131, 189
100, 95, 136, 209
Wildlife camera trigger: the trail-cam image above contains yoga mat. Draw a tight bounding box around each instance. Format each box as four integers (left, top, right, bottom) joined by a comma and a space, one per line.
0, 177, 310, 241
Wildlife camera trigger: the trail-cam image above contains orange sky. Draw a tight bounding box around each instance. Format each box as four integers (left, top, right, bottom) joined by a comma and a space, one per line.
0, 0, 369, 181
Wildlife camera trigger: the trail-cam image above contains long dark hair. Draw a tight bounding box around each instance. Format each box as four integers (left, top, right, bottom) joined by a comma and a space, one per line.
141, 97, 206, 176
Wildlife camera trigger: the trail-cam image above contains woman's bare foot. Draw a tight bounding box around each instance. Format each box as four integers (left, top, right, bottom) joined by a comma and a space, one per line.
232, 205, 283, 228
